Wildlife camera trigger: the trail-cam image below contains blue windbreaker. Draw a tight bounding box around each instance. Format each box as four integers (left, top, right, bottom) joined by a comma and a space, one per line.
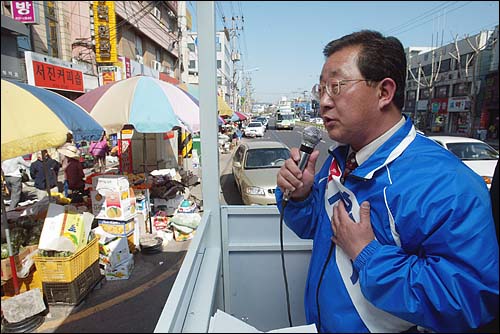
276, 117, 499, 332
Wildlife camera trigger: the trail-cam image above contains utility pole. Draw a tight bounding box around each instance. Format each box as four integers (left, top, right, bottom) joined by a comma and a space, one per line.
177, 0, 188, 83
228, 16, 243, 111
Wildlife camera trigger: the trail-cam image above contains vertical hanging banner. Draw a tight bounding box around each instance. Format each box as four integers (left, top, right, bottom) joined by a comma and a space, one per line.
93, 1, 117, 63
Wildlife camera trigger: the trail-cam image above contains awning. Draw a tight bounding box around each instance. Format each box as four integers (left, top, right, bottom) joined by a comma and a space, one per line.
217, 96, 233, 116
1, 14, 29, 36
230, 111, 248, 121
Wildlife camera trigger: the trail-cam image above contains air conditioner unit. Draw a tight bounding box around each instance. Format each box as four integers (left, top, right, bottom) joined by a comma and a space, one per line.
135, 55, 144, 64
153, 7, 161, 20
151, 60, 162, 71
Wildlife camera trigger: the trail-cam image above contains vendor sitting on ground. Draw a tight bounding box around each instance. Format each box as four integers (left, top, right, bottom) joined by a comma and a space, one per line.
57, 144, 85, 194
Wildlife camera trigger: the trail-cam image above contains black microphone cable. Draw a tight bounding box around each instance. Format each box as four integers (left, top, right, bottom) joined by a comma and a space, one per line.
278, 126, 322, 328
279, 199, 293, 327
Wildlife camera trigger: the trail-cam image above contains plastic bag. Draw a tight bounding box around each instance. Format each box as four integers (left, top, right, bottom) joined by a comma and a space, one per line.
170, 212, 201, 229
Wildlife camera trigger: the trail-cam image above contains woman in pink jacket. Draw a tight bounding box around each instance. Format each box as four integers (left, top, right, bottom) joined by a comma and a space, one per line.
89, 131, 109, 173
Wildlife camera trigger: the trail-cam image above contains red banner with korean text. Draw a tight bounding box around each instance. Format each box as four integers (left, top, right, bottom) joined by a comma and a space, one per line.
118, 139, 133, 174
32, 60, 84, 92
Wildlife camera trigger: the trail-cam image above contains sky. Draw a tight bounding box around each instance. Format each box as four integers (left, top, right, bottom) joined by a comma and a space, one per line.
189, 1, 499, 104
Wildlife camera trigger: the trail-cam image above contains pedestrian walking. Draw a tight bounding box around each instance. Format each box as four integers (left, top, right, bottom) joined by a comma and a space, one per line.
89, 131, 109, 173
2, 155, 31, 210
276, 30, 498, 333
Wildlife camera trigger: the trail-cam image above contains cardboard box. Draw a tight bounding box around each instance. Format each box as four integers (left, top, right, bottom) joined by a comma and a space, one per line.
91, 188, 137, 221
1, 247, 30, 280
99, 236, 132, 270
92, 174, 129, 192
38, 203, 94, 253
104, 256, 134, 280
98, 216, 135, 237
91, 175, 137, 221
126, 233, 137, 253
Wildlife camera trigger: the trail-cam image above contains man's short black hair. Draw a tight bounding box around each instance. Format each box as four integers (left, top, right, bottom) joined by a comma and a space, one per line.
323, 30, 406, 109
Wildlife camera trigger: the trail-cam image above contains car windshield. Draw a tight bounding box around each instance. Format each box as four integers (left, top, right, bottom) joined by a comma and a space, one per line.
248, 122, 262, 128
447, 142, 499, 160
245, 148, 290, 169
277, 114, 294, 121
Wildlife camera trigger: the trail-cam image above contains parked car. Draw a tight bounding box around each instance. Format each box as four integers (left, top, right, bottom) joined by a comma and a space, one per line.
254, 116, 269, 129
428, 136, 499, 189
244, 121, 265, 137
232, 141, 291, 205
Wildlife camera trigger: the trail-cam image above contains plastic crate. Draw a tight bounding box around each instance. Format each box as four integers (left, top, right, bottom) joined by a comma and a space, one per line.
33, 237, 99, 283
42, 261, 102, 305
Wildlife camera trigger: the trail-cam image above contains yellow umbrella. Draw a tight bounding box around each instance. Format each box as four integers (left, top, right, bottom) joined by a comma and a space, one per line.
2, 79, 104, 294
1, 79, 104, 161
217, 96, 233, 117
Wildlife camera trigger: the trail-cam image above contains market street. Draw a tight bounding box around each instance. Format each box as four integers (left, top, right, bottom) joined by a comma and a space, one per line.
22, 148, 236, 333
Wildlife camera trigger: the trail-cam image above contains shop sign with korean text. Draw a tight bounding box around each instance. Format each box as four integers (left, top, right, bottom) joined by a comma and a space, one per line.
118, 56, 132, 79
448, 97, 471, 112
11, 1, 37, 23
98, 65, 122, 86
93, 1, 118, 63
431, 98, 448, 114
25, 51, 85, 92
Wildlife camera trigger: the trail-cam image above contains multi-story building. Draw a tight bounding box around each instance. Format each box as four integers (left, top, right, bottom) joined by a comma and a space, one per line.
186, 30, 232, 103
404, 26, 499, 138
1, 1, 190, 99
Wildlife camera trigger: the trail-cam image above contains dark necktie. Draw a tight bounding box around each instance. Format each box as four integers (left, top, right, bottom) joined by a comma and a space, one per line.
342, 151, 358, 183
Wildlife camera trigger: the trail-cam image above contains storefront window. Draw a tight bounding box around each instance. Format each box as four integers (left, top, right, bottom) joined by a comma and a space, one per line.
406, 90, 416, 101
439, 59, 451, 73
419, 89, 430, 99
453, 82, 471, 96
436, 85, 449, 98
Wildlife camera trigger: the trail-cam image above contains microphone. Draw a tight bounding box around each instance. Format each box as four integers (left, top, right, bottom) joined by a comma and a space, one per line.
283, 126, 322, 201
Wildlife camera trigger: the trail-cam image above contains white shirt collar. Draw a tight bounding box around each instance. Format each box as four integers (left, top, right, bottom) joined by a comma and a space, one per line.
350, 116, 405, 166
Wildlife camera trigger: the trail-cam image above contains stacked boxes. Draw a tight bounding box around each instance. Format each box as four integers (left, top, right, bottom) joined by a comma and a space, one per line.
98, 235, 134, 280
92, 174, 140, 254
98, 216, 135, 237
91, 175, 138, 281
90, 175, 136, 221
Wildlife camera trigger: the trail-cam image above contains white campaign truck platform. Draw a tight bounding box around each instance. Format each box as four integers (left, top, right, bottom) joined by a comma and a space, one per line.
154, 3, 311, 332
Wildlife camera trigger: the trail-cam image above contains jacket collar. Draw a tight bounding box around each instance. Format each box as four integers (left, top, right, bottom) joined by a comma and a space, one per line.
329, 116, 416, 180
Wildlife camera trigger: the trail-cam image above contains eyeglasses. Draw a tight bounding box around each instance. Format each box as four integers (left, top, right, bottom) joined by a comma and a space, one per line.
311, 79, 370, 99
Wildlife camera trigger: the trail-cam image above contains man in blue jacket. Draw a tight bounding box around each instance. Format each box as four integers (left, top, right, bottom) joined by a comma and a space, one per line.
276, 30, 498, 332
30, 150, 60, 199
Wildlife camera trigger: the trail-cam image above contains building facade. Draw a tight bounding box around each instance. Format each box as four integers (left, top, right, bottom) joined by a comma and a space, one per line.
404, 26, 499, 139
186, 30, 232, 103
1, 1, 190, 97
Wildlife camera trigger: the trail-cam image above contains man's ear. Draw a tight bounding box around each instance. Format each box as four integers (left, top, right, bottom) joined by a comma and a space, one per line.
378, 78, 396, 109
